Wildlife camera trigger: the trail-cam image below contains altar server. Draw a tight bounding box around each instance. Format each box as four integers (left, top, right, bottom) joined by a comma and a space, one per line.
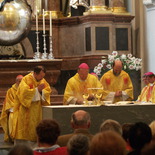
0, 75, 23, 142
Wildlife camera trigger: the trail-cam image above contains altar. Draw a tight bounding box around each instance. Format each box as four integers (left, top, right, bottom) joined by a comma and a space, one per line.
43, 104, 155, 135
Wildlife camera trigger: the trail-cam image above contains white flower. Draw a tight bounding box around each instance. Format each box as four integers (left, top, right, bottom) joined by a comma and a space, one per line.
112, 51, 118, 56
128, 64, 135, 70
121, 54, 126, 60
106, 64, 112, 69
97, 63, 103, 68
108, 55, 115, 63
127, 53, 132, 58
93, 51, 142, 76
101, 59, 107, 64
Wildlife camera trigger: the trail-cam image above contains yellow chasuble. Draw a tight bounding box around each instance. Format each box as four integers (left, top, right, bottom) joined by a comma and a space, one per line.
63, 73, 103, 105
137, 85, 149, 102
100, 70, 133, 103
10, 72, 51, 141
0, 84, 17, 141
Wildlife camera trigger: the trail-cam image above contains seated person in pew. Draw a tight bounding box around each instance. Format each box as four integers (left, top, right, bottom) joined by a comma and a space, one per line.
57, 110, 93, 147
33, 119, 68, 155
63, 63, 103, 105
137, 72, 155, 103
67, 134, 90, 155
100, 60, 133, 103
0, 75, 23, 142
89, 131, 126, 155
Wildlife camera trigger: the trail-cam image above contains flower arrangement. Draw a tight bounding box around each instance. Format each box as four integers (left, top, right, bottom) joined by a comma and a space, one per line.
93, 51, 142, 76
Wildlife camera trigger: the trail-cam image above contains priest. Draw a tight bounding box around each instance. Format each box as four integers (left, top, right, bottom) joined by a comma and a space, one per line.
63, 63, 103, 105
10, 66, 51, 145
100, 60, 133, 103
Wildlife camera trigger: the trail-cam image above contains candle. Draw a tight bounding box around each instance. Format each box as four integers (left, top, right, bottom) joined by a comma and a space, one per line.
36, 6, 38, 32
49, 11, 52, 36
43, 9, 45, 34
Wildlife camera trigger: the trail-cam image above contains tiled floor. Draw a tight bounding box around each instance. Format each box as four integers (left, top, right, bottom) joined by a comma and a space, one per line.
0, 134, 13, 155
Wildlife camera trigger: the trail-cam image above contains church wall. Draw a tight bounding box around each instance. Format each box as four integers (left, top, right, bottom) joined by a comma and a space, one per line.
59, 24, 85, 57
144, 4, 155, 73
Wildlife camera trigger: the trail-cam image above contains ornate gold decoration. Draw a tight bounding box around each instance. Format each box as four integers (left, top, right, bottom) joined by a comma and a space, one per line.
112, 7, 130, 15
84, 5, 112, 15
39, 11, 63, 19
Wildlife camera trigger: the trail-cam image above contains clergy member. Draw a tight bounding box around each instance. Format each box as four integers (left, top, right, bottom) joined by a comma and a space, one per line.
100, 60, 133, 103
63, 63, 103, 105
0, 75, 23, 142
137, 72, 149, 102
138, 72, 155, 103
10, 66, 51, 144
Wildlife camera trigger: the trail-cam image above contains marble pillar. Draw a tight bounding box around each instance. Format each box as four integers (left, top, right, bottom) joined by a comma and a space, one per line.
41, 0, 63, 18
85, 0, 111, 15
112, 0, 128, 14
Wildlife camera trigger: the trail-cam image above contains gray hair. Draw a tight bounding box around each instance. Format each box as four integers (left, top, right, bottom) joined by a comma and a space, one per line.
100, 119, 122, 135
67, 134, 90, 155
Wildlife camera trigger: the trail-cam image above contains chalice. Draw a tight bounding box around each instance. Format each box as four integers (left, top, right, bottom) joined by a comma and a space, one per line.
95, 93, 102, 105
83, 93, 89, 105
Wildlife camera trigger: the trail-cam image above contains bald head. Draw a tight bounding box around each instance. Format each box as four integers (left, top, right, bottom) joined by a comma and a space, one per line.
71, 110, 91, 129
113, 60, 123, 76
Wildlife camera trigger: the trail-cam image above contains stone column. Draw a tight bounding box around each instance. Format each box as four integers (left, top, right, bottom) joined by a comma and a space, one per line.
112, 0, 128, 14
85, 0, 111, 15
41, 0, 63, 18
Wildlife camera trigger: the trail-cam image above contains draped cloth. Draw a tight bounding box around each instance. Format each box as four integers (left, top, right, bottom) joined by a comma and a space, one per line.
63, 73, 103, 105
0, 84, 17, 141
10, 72, 51, 142
100, 70, 133, 103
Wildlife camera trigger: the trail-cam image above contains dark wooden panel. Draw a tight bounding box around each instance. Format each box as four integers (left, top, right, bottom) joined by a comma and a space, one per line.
96, 27, 109, 50
85, 27, 91, 51
116, 28, 128, 51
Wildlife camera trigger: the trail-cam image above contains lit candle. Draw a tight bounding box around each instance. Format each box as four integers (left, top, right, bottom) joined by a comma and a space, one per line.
36, 6, 38, 32
43, 9, 45, 34
49, 11, 52, 36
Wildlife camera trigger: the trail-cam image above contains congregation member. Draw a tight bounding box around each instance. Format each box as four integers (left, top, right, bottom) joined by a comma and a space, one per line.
100, 59, 133, 103
137, 72, 155, 103
0, 75, 23, 142
89, 131, 126, 155
33, 119, 68, 155
128, 122, 152, 155
57, 110, 93, 147
63, 63, 103, 105
100, 119, 122, 135
8, 144, 33, 155
10, 66, 51, 145
141, 142, 155, 155
122, 123, 134, 152
149, 120, 155, 142
67, 134, 89, 155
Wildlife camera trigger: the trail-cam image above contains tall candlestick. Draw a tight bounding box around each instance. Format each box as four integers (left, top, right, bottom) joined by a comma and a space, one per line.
43, 9, 45, 34
49, 11, 52, 36
36, 6, 38, 32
